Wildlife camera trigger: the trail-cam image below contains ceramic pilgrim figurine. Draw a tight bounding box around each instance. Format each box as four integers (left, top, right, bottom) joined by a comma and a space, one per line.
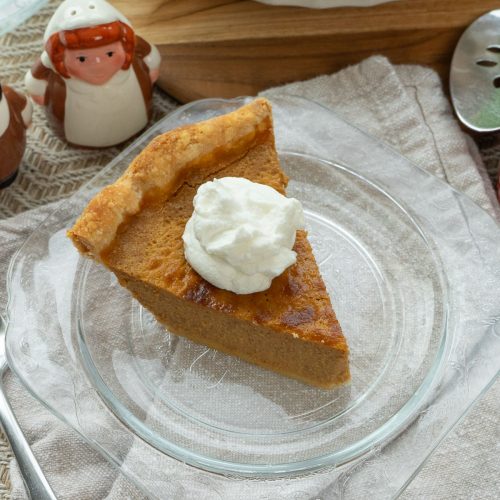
0, 84, 32, 188
25, 0, 161, 148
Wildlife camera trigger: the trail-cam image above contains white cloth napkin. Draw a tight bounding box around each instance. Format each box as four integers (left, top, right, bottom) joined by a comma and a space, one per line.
2, 56, 499, 499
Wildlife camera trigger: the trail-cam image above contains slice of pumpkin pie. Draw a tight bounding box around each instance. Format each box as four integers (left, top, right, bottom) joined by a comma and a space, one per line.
68, 98, 350, 388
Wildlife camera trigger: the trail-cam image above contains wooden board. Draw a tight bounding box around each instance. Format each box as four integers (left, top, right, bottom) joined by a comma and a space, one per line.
111, 0, 498, 102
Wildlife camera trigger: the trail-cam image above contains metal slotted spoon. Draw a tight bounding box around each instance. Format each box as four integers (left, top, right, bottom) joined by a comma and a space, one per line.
450, 9, 500, 133
0, 315, 56, 499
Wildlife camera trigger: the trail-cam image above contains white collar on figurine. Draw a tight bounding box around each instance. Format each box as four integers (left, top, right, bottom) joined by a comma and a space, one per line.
44, 0, 131, 42
64, 68, 132, 93
0, 90, 10, 137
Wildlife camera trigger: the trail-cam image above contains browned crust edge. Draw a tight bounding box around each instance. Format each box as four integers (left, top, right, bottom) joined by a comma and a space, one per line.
67, 98, 274, 257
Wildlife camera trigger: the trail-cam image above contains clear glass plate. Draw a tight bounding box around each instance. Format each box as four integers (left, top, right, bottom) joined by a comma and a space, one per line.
76, 150, 446, 473
4, 96, 500, 498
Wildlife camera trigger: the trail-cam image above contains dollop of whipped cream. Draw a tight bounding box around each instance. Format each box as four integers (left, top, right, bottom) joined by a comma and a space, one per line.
182, 177, 305, 294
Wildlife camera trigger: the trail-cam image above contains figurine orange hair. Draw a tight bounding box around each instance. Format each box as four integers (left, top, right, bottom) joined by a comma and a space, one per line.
46, 21, 135, 79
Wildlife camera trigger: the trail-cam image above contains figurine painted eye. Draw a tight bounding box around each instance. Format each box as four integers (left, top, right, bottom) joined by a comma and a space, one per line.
78, 56, 87, 63
107, 52, 114, 58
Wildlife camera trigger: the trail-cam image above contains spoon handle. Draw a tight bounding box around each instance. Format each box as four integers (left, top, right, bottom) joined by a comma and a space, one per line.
0, 372, 57, 499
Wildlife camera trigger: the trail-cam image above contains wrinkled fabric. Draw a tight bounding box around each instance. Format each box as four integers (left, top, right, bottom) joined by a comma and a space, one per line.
2, 56, 499, 499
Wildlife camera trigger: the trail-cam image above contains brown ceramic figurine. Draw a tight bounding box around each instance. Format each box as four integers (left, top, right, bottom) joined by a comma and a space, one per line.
25, 0, 161, 148
0, 84, 32, 188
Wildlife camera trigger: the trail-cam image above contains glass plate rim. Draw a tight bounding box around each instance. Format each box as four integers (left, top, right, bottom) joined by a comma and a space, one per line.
75, 150, 450, 440
34, 150, 453, 476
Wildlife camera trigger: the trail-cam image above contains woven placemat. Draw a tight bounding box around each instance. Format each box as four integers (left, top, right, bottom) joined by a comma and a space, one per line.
476, 133, 500, 188
0, 1, 498, 498
0, 0, 177, 219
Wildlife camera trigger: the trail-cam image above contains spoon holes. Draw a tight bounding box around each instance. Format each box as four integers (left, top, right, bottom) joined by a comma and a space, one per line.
476, 59, 497, 67
493, 76, 500, 88
487, 45, 500, 53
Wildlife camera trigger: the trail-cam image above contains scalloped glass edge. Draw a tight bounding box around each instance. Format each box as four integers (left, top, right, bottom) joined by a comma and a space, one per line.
4, 95, 500, 498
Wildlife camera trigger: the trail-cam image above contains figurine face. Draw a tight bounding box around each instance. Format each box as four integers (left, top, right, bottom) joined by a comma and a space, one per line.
63, 41, 126, 85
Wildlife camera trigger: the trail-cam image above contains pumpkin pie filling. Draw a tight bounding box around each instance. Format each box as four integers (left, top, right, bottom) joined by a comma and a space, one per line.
68, 98, 350, 388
